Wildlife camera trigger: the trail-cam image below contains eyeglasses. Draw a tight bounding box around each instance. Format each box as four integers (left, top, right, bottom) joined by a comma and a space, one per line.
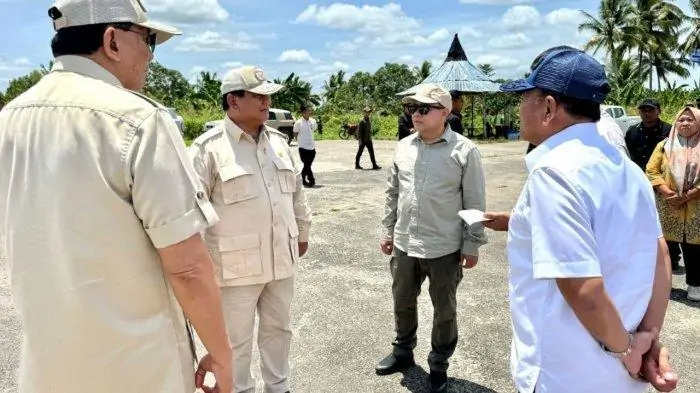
406, 104, 443, 116
125, 28, 157, 53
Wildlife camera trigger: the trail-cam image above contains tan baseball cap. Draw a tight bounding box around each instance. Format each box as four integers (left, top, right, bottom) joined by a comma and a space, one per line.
48, 0, 181, 45
220, 66, 285, 96
402, 83, 452, 112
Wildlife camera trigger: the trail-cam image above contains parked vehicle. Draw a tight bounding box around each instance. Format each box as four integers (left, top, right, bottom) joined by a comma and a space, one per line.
202, 108, 296, 143
600, 104, 641, 132
166, 107, 184, 134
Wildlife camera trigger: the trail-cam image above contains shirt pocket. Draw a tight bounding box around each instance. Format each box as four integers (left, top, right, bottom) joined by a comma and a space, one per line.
219, 163, 257, 203
288, 223, 299, 263
274, 158, 297, 193
219, 233, 263, 279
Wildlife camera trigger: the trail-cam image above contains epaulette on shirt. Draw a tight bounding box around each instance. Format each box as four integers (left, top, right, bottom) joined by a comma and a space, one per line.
125, 89, 167, 110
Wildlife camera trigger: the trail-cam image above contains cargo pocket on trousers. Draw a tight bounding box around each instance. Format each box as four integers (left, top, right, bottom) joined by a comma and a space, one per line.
288, 224, 299, 263
218, 234, 263, 279
219, 164, 257, 204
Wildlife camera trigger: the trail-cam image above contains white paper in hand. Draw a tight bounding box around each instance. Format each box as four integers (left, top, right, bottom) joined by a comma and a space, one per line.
458, 209, 490, 226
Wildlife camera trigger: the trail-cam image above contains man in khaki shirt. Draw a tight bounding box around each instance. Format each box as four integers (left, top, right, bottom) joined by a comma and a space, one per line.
377, 83, 488, 393
189, 65, 312, 393
0, 1, 233, 392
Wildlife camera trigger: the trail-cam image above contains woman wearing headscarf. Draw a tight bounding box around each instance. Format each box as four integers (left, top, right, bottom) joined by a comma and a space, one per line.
646, 106, 700, 301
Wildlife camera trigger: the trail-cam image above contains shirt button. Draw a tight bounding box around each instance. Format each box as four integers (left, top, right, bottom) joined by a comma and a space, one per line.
196, 191, 204, 199
267, 183, 272, 188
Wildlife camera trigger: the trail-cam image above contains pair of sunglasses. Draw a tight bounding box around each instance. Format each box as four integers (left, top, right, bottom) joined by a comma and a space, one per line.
406, 104, 443, 116
122, 28, 157, 53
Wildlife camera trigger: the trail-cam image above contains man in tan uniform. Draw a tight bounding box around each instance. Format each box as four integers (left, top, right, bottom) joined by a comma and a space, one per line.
190, 65, 312, 393
0, 1, 233, 392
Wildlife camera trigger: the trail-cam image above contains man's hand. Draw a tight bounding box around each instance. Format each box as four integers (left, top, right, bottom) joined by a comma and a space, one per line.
298, 242, 309, 257
482, 212, 510, 232
620, 328, 658, 376
195, 353, 233, 393
461, 254, 478, 269
641, 341, 679, 392
380, 239, 394, 256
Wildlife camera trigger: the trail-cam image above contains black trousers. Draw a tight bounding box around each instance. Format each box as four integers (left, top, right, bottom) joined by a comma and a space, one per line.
355, 140, 377, 167
298, 148, 316, 186
390, 248, 462, 373
667, 240, 700, 287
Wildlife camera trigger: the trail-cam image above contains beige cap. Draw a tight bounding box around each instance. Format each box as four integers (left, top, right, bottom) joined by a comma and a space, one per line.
402, 83, 452, 112
220, 65, 285, 96
48, 0, 181, 45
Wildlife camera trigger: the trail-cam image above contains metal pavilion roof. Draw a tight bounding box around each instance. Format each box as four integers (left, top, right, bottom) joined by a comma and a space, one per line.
397, 33, 501, 95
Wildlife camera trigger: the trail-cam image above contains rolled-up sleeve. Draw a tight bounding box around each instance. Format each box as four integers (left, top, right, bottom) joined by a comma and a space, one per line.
127, 109, 219, 249
461, 146, 488, 256
529, 167, 601, 279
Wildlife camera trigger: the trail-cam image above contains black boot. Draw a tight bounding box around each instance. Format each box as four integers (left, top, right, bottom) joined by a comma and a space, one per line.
429, 370, 447, 393
375, 353, 414, 375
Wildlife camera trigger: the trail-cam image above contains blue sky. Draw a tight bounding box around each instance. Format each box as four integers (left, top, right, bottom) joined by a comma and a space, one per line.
1, 0, 699, 94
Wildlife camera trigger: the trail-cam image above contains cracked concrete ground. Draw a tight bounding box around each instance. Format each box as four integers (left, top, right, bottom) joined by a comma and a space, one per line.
1, 140, 698, 393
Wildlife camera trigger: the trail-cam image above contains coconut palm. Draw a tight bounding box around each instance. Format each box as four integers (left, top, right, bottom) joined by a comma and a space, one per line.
681, 0, 700, 56
579, 0, 633, 67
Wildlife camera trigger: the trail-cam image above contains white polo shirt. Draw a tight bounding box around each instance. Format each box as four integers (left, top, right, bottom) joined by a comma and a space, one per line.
293, 117, 317, 150
508, 122, 661, 393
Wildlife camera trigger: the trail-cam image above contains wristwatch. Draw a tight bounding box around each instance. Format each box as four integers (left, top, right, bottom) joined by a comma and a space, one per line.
601, 332, 635, 358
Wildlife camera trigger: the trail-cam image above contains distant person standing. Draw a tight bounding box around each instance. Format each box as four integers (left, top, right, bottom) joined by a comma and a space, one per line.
397, 104, 414, 140
356, 106, 381, 170
625, 98, 672, 170
294, 104, 318, 187
446, 90, 464, 135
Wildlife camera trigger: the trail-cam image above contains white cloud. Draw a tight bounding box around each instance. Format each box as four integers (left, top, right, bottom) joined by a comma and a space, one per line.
475, 54, 522, 69
501, 5, 541, 30
0, 57, 31, 72
488, 33, 531, 49
174, 31, 258, 52
190, 66, 208, 75
296, 3, 449, 48
460, 26, 484, 38
221, 61, 243, 69
334, 61, 350, 70
278, 49, 317, 63
146, 0, 229, 24
460, 0, 532, 4
545, 8, 584, 26
398, 55, 415, 62
295, 3, 419, 34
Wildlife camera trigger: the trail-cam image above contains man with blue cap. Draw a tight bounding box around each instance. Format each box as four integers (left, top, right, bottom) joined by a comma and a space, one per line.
483, 47, 676, 392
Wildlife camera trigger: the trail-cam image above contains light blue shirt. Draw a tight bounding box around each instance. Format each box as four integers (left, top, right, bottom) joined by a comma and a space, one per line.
508, 122, 661, 393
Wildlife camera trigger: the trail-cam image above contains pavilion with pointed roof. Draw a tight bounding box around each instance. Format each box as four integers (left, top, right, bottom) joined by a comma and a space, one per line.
398, 33, 512, 137
397, 33, 501, 95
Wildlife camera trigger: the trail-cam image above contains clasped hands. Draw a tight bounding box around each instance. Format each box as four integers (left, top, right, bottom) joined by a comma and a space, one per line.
482, 211, 678, 392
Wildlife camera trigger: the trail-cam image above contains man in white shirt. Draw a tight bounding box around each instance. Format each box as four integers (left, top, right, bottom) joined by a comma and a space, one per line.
486, 47, 677, 392
293, 104, 318, 187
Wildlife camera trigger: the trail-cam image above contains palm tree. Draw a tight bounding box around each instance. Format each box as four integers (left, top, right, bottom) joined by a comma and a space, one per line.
606, 57, 645, 106
413, 61, 432, 82
579, 0, 632, 67
626, 0, 686, 89
477, 63, 495, 78
272, 73, 320, 110
681, 0, 700, 56
323, 70, 346, 102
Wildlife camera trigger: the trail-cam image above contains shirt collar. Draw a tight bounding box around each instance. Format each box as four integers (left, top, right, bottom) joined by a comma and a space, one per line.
525, 122, 597, 173
414, 125, 454, 145
51, 55, 122, 87
225, 115, 267, 143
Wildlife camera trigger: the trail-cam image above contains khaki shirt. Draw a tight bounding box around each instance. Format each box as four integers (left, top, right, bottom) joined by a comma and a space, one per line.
382, 126, 488, 258
189, 117, 312, 287
0, 56, 218, 393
